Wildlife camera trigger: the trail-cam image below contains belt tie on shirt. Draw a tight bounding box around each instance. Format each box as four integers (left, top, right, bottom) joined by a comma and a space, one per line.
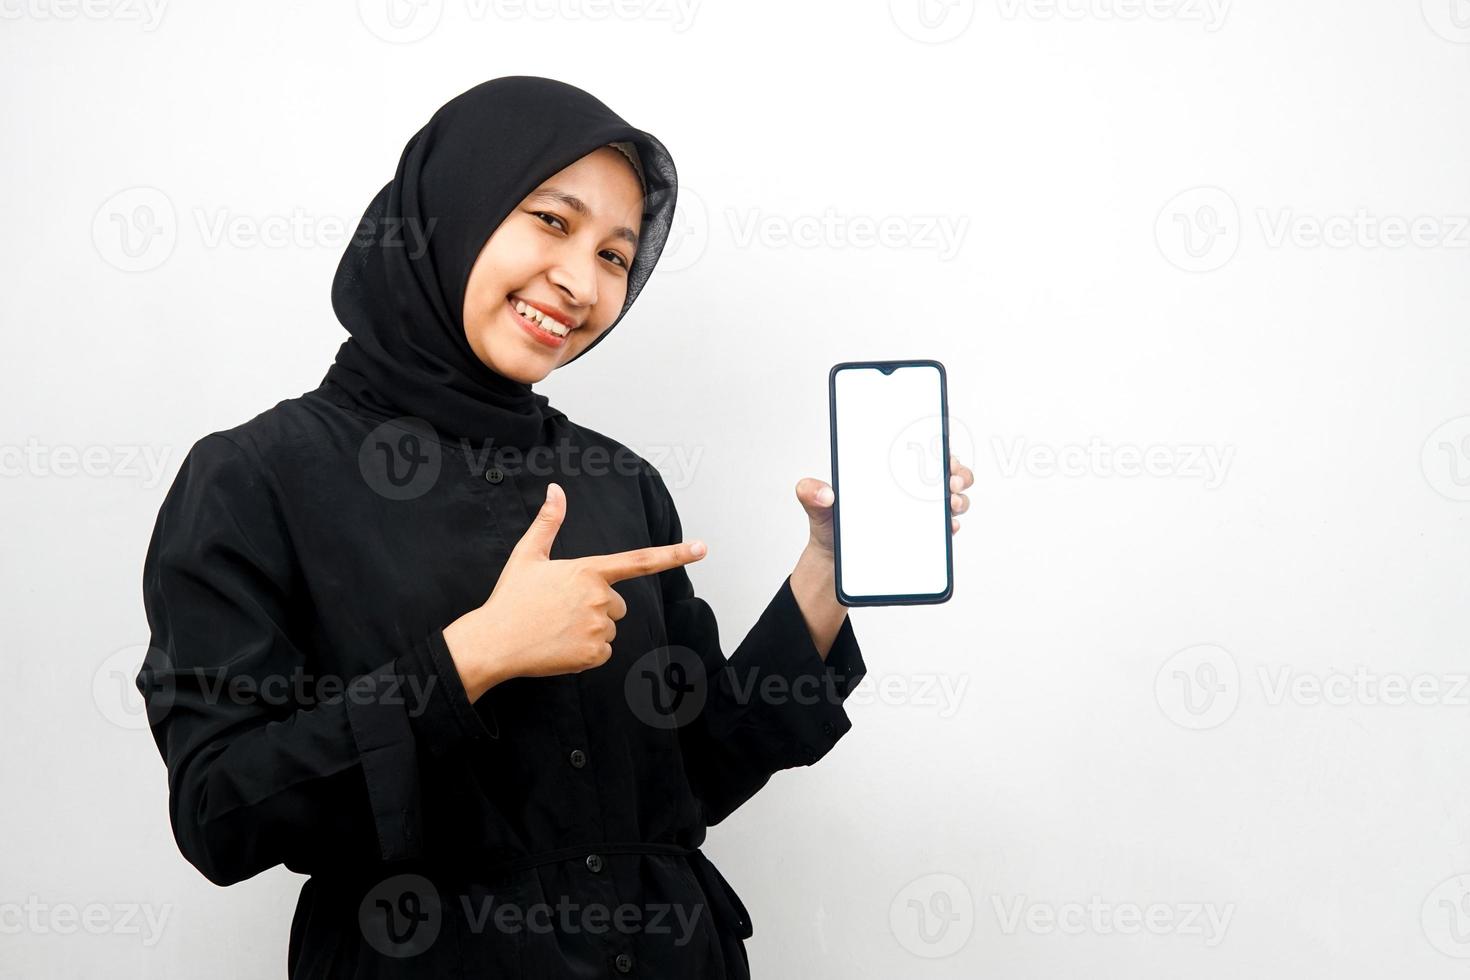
479, 842, 751, 939
309, 843, 752, 942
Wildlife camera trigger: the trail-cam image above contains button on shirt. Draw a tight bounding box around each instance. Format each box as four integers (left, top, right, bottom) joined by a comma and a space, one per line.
137, 380, 866, 978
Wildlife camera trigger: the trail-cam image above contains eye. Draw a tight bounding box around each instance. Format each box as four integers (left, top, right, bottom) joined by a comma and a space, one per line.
532, 209, 630, 270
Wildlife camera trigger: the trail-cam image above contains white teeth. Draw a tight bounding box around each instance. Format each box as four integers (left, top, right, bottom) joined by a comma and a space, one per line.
513, 299, 568, 337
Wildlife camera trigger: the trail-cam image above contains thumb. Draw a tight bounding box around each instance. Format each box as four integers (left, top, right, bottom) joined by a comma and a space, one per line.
514, 481, 566, 561
796, 477, 835, 516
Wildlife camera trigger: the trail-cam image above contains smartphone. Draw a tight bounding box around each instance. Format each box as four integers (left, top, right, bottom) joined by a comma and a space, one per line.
828, 359, 953, 606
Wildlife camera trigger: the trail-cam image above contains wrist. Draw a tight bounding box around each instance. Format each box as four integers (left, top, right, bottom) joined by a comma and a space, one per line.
791, 545, 846, 660
793, 549, 837, 602
799, 540, 836, 575
443, 609, 512, 703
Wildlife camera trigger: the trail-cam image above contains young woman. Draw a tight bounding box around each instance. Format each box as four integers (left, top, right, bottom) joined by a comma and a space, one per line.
138, 75, 975, 977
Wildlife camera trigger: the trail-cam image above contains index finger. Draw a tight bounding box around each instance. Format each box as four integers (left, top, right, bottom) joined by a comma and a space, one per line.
583, 540, 707, 584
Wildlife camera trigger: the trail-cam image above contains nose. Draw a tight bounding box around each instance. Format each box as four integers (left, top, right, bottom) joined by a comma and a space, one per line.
547, 248, 598, 310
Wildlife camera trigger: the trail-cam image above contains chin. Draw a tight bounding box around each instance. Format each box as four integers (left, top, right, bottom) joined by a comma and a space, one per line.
516, 340, 569, 377
491, 353, 552, 385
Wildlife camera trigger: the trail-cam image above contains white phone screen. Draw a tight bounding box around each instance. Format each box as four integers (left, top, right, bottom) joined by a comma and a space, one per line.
830, 362, 952, 604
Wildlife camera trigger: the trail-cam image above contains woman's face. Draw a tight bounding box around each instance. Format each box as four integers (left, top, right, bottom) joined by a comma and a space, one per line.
462, 146, 644, 383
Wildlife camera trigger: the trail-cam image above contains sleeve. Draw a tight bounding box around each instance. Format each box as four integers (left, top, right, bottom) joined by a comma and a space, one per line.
644, 465, 868, 826
137, 433, 491, 887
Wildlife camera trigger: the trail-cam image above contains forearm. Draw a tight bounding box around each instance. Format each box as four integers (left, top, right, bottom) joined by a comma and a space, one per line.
789, 545, 848, 660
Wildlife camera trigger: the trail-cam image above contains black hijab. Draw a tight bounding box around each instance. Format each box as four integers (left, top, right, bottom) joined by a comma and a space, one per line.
323, 76, 678, 451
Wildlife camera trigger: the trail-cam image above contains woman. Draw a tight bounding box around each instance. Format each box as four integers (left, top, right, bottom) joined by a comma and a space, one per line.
137, 75, 975, 977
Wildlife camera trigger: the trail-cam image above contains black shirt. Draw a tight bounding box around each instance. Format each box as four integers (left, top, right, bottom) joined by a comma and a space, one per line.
137, 378, 866, 978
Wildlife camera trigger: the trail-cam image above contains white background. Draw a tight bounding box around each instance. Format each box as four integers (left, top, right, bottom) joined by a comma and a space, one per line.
5, 0, 1470, 976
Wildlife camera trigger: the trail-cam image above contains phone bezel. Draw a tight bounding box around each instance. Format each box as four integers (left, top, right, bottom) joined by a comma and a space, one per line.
828, 359, 954, 607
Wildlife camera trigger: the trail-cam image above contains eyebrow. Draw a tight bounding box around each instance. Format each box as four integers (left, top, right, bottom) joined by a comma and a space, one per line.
531, 187, 640, 250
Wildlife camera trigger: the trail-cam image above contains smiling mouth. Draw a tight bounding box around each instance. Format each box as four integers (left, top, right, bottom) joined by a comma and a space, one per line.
507, 296, 571, 348
508, 295, 574, 337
